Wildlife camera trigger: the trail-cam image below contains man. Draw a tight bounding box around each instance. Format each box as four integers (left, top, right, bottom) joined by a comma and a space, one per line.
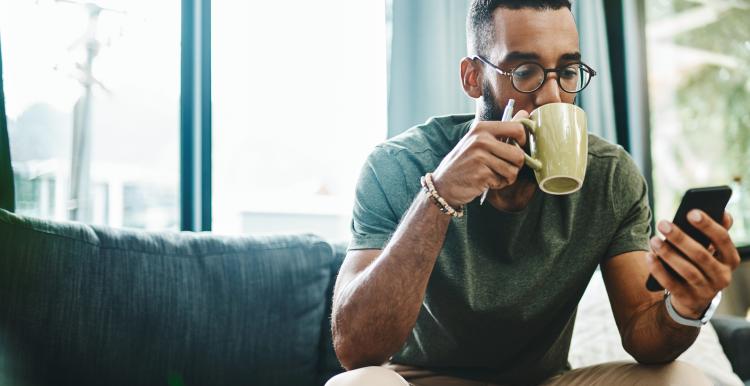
326, 1, 741, 385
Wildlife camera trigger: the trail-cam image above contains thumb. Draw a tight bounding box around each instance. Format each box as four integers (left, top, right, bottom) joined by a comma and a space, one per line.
512, 110, 530, 120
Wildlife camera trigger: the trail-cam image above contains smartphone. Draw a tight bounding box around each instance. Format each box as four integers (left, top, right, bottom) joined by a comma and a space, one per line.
645, 186, 732, 292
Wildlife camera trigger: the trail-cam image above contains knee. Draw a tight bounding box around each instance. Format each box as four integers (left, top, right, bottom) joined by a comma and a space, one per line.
324, 366, 410, 386
638, 360, 713, 386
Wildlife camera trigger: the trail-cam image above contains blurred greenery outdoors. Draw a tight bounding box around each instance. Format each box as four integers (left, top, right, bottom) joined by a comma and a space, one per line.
647, 0, 750, 245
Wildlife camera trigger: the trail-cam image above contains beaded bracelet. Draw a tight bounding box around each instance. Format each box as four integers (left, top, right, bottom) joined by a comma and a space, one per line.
420, 173, 465, 218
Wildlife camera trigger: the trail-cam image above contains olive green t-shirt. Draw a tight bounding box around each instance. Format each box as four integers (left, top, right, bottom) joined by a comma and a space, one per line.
348, 114, 652, 385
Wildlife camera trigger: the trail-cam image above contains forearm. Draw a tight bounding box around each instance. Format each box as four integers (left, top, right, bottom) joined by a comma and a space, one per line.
623, 297, 700, 364
332, 193, 451, 369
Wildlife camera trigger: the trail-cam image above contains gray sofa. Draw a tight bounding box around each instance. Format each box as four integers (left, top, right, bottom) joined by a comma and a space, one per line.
0, 208, 748, 386
0, 209, 345, 386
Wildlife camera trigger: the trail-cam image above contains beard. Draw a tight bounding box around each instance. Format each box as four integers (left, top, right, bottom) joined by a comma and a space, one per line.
479, 80, 505, 121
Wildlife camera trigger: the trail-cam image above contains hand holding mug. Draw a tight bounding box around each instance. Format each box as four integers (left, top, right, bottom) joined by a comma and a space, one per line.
431, 114, 530, 207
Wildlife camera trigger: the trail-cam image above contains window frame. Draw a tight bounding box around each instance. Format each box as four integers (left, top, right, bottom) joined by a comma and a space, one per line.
3, 0, 747, 258
180, 0, 212, 231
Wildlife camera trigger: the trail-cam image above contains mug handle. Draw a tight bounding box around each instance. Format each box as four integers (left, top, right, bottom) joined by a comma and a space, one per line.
512, 118, 543, 171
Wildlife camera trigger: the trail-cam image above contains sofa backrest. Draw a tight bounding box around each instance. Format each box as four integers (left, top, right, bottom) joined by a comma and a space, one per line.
0, 209, 337, 386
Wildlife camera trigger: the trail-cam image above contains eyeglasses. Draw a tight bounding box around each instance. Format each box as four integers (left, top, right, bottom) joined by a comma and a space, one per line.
473, 55, 597, 94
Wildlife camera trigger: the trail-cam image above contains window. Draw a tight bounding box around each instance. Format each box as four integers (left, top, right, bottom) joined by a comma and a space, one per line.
1, 0, 181, 229
644, 0, 750, 247
211, 1, 387, 240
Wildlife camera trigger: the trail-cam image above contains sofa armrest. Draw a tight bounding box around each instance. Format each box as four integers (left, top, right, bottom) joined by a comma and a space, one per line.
711, 315, 750, 381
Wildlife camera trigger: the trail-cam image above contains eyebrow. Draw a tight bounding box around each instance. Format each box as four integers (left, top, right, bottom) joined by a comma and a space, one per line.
500, 51, 540, 63
560, 52, 582, 61
499, 51, 582, 64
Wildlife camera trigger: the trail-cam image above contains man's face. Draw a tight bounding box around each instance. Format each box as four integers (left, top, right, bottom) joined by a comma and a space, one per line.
479, 7, 580, 120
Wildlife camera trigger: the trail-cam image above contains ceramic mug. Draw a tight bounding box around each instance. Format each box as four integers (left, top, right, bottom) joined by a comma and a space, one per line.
513, 102, 588, 195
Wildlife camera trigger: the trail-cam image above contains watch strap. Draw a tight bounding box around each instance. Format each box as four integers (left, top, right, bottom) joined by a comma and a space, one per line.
664, 290, 722, 327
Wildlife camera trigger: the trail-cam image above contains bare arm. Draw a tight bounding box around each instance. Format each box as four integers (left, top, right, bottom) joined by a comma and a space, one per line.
331, 114, 530, 370
331, 193, 450, 370
602, 251, 699, 363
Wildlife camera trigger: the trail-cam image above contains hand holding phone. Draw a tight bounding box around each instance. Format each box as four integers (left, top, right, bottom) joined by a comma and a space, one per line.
645, 186, 732, 292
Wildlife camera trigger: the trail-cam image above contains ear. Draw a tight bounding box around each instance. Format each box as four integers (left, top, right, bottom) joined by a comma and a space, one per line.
460, 57, 483, 99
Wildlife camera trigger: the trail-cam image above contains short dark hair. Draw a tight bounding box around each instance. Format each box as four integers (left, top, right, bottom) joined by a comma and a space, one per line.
467, 0, 573, 57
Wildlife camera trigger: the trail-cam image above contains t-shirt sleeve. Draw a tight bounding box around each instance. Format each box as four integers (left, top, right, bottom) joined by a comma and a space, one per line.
603, 148, 653, 260
348, 147, 413, 251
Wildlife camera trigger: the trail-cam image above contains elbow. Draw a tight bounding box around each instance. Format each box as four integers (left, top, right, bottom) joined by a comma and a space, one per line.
623, 338, 679, 365
331, 312, 400, 371
629, 352, 678, 366
331, 307, 386, 370
331, 297, 411, 370
333, 335, 390, 371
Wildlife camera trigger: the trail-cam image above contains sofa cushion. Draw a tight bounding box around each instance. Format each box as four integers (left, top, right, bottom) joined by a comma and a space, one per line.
0, 209, 334, 386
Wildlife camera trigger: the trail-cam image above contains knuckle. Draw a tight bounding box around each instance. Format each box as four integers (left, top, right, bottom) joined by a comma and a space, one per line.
513, 123, 526, 142
669, 229, 685, 244
694, 249, 712, 265
474, 152, 490, 165
655, 240, 668, 253
716, 231, 732, 246
482, 166, 496, 180
468, 134, 484, 149
683, 270, 700, 284
730, 254, 741, 270
717, 272, 731, 289
469, 122, 484, 133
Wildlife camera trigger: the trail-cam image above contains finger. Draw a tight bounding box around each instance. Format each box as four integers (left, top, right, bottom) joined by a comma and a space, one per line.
688, 210, 741, 269
473, 120, 527, 147
723, 211, 733, 230
657, 220, 727, 288
650, 236, 708, 288
481, 137, 526, 168
479, 165, 511, 191
512, 110, 530, 120
645, 252, 685, 294
478, 152, 522, 187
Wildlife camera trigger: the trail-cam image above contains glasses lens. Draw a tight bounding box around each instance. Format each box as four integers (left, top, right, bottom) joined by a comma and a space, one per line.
511, 63, 545, 92
559, 64, 591, 93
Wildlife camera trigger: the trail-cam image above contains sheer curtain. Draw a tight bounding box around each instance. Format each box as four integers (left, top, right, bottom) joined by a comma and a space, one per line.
574, 0, 618, 143
387, 0, 473, 138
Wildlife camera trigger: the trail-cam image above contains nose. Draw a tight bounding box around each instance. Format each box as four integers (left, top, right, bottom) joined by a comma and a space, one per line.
533, 74, 563, 106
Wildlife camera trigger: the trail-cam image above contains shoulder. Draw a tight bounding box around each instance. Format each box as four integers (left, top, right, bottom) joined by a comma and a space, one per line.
586, 134, 642, 180
582, 135, 649, 216
356, 115, 473, 215
587, 134, 626, 160
377, 114, 474, 159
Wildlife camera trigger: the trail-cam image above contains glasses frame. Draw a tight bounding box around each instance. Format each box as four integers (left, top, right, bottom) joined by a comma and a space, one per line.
472, 55, 597, 94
